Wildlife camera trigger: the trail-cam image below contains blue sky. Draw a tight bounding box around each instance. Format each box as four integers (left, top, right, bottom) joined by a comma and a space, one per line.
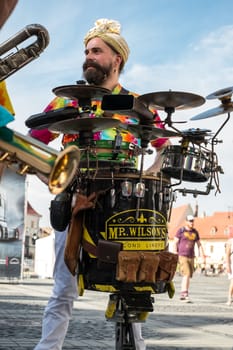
1, 0, 233, 226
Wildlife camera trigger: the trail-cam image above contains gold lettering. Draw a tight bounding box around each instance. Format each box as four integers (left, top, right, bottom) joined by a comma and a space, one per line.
122, 240, 166, 250
108, 227, 118, 239
118, 227, 126, 237
129, 227, 137, 236
109, 226, 168, 239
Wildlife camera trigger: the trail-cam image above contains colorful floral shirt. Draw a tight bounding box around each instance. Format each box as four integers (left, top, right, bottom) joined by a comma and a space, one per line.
29, 83, 167, 149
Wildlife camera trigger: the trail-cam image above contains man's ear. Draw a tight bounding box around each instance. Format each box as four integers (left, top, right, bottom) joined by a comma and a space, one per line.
115, 54, 123, 70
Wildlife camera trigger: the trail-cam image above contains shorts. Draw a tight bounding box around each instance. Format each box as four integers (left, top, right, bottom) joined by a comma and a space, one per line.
179, 256, 195, 277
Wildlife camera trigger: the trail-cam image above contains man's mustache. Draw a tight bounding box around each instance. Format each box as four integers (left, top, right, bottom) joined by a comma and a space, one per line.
83, 60, 107, 74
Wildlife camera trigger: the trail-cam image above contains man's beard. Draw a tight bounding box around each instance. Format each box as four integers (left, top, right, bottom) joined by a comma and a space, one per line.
82, 60, 112, 85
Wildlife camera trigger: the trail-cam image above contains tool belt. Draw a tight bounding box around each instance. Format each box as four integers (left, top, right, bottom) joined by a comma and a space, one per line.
82, 236, 178, 284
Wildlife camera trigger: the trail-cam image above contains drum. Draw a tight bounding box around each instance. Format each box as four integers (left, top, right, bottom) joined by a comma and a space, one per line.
78, 140, 137, 169
161, 145, 212, 182
79, 172, 172, 293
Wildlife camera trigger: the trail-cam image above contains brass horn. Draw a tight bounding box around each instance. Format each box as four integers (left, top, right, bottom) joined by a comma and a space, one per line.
0, 24, 49, 81
0, 127, 80, 194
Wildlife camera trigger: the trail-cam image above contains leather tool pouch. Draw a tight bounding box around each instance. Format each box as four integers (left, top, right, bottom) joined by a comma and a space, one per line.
138, 252, 160, 283
97, 240, 122, 270
116, 251, 141, 283
50, 191, 72, 231
156, 251, 178, 282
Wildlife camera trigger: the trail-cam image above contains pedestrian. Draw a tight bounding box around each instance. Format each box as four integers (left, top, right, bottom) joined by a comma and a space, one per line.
31, 18, 169, 350
225, 236, 233, 305
173, 214, 205, 302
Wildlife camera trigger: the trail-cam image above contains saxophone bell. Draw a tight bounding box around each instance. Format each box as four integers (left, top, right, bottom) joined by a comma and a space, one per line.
0, 127, 80, 194
48, 145, 80, 195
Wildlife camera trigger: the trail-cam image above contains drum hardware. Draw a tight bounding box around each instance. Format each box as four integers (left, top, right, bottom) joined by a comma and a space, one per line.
0, 126, 80, 194
121, 180, 133, 197
76, 79, 87, 85
113, 292, 154, 349
110, 169, 116, 208
137, 90, 205, 133
165, 127, 223, 197
157, 192, 163, 211
163, 186, 174, 215
120, 179, 147, 199
164, 188, 177, 223
134, 182, 146, 198
118, 123, 179, 139
101, 94, 177, 212
112, 131, 123, 160
162, 141, 216, 183
160, 121, 225, 191
186, 86, 233, 196
128, 143, 143, 158
0, 24, 50, 81
101, 94, 154, 124
134, 125, 157, 219
110, 187, 116, 208
179, 128, 213, 145
174, 182, 215, 198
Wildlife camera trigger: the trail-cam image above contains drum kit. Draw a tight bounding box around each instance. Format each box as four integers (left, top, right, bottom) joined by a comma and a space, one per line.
26, 83, 232, 349
26, 83, 230, 193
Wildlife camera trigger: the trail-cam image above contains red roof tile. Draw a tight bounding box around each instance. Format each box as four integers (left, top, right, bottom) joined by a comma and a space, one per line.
27, 202, 42, 217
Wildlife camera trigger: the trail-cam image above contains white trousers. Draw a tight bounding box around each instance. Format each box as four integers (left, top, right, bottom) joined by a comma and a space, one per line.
34, 229, 146, 350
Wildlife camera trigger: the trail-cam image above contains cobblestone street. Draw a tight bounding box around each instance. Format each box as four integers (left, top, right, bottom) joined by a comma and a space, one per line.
0, 274, 232, 349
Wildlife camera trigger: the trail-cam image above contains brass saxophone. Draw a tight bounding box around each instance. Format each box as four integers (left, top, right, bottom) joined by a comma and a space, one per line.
0, 24, 80, 194
0, 23, 49, 81
0, 127, 80, 194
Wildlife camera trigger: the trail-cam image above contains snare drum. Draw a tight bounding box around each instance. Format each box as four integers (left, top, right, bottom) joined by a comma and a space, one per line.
80, 173, 171, 292
77, 140, 137, 169
161, 145, 212, 182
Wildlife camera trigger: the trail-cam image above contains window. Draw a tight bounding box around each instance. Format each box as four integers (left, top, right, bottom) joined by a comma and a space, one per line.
210, 226, 217, 235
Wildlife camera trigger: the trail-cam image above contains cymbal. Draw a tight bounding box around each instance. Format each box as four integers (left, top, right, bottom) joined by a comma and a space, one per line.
190, 104, 233, 120
180, 128, 212, 136
49, 117, 120, 133
191, 86, 233, 120
52, 84, 111, 100
119, 124, 179, 139
206, 86, 233, 100
138, 90, 205, 110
